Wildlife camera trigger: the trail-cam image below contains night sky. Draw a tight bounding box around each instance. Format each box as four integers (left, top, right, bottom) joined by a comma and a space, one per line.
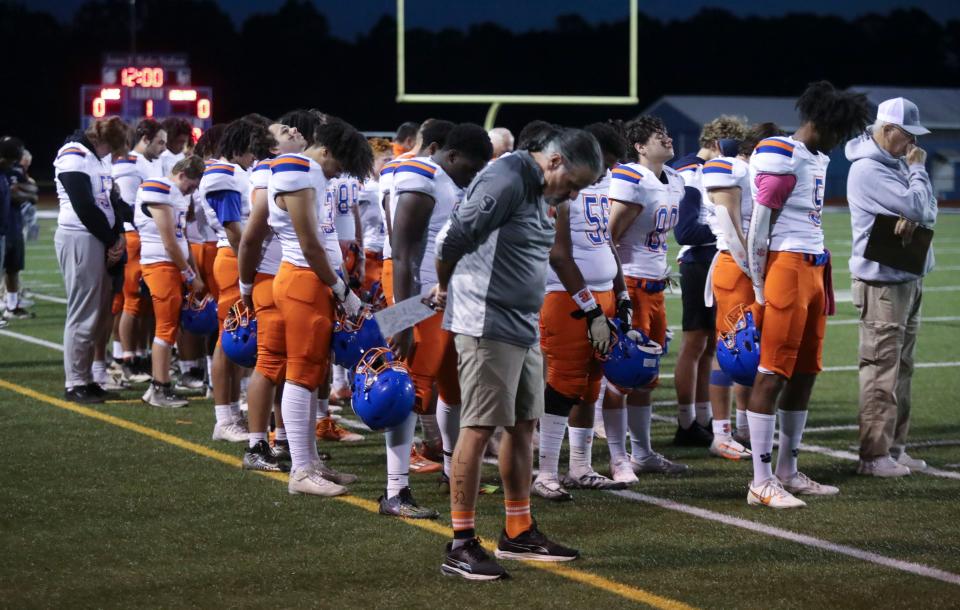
23, 0, 960, 37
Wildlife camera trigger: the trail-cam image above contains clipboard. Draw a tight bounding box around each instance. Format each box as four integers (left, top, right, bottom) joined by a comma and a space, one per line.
863, 214, 933, 275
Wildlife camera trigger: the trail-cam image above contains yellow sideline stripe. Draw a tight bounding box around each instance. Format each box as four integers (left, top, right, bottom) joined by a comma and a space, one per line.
0, 378, 694, 610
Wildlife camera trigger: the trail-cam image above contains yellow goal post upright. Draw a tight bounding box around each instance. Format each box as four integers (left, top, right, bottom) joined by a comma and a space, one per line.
395, 0, 639, 130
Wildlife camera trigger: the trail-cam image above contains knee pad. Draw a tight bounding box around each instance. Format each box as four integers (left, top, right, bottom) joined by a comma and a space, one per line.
544, 383, 579, 417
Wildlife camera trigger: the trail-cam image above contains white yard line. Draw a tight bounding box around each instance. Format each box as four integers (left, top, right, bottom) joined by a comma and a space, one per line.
28, 293, 68, 305
800, 442, 960, 481
0, 329, 65, 352
803, 424, 859, 433
826, 315, 960, 326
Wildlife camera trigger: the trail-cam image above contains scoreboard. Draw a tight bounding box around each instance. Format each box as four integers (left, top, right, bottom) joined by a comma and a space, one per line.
80, 53, 212, 141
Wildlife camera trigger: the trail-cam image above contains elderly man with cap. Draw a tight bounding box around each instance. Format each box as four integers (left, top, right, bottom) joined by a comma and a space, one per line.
845, 97, 936, 478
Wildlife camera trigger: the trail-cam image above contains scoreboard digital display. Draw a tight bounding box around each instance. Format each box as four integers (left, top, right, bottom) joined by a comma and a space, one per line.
80, 53, 213, 140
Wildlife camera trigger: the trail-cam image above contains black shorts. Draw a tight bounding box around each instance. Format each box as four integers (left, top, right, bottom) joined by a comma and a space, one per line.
679, 260, 715, 332
4, 231, 24, 274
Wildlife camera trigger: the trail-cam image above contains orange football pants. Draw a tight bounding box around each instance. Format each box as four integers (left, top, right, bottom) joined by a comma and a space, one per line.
362, 249, 383, 295
190, 241, 219, 301
712, 251, 759, 336
381, 258, 394, 306
140, 262, 183, 345
122, 231, 145, 316
759, 251, 826, 378
253, 272, 286, 385
625, 276, 667, 389
406, 310, 460, 413
213, 247, 240, 334
273, 262, 334, 390
540, 290, 615, 402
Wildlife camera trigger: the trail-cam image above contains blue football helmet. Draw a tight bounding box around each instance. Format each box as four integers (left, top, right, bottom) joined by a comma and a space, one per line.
222, 301, 258, 367
181, 293, 218, 336
332, 308, 387, 370
716, 306, 760, 386
602, 318, 663, 390
352, 347, 415, 430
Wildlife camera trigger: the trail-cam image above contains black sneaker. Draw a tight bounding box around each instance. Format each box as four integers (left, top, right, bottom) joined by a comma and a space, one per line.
441, 538, 509, 581
271, 439, 331, 463
86, 383, 119, 401
243, 440, 290, 472
673, 422, 713, 447
378, 487, 439, 519
494, 523, 580, 562
65, 385, 105, 404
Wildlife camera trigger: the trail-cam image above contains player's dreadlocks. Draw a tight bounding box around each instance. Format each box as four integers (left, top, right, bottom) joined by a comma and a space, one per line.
796, 81, 871, 150
315, 118, 374, 180
194, 124, 226, 159
218, 118, 265, 161
279, 109, 322, 147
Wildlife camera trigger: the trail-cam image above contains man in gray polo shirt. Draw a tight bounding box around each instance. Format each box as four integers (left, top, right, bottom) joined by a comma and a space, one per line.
846, 97, 937, 478
432, 128, 602, 580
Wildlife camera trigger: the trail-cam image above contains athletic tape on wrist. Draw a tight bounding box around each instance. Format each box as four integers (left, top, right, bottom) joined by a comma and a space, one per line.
573, 288, 597, 312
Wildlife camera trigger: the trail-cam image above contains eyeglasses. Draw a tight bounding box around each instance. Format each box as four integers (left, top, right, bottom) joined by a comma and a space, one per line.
893, 125, 917, 143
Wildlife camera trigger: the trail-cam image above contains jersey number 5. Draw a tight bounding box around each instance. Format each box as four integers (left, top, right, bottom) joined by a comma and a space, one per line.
583, 194, 610, 246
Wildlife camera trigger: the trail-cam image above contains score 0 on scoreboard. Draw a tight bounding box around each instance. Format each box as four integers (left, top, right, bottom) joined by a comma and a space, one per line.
80, 53, 212, 141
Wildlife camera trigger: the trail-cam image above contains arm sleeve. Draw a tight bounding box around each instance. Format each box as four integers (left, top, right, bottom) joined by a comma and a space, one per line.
59, 172, 117, 245
754, 173, 798, 210
674, 186, 715, 245
436, 169, 523, 263
206, 190, 242, 224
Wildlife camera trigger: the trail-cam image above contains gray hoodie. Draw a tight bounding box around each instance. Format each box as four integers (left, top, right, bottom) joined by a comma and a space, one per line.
845, 131, 937, 282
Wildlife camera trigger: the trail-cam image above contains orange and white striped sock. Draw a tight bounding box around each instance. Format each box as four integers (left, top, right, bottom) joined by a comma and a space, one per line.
504, 498, 532, 538
451, 510, 476, 548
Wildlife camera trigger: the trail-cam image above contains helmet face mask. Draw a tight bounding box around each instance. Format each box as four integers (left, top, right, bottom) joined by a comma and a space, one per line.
332, 308, 387, 370
222, 301, 258, 367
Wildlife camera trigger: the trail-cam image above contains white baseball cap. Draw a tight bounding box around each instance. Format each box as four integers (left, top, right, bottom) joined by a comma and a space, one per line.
876, 97, 930, 136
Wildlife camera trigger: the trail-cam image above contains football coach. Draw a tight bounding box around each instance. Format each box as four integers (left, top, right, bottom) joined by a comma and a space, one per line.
431, 126, 602, 580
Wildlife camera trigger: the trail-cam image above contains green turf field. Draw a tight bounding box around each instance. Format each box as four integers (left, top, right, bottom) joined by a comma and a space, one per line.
2, 212, 959, 609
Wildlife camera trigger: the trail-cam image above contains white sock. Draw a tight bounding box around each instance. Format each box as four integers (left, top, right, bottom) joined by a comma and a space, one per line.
712, 418, 731, 437
568, 426, 594, 475
214, 404, 234, 426
136, 349, 147, 359
240, 374, 250, 395
419, 413, 441, 447
332, 365, 347, 390
316, 396, 329, 419
536, 413, 567, 480
230, 401, 242, 420
748, 411, 776, 485
123, 350, 135, 362
275, 427, 287, 441
677, 403, 696, 428
695, 401, 712, 427
437, 398, 461, 477
776, 409, 808, 480
206, 356, 213, 385
92, 360, 107, 384
602, 408, 628, 462
248, 431, 267, 448
281, 382, 314, 472
736, 409, 749, 433
179, 359, 198, 375
112, 341, 123, 360
385, 411, 417, 498
5, 291, 18, 310
626, 405, 653, 459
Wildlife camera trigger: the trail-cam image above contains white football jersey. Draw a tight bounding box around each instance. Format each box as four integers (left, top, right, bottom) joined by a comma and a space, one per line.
186, 191, 217, 244
113, 150, 163, 232
391, 156, 463, 295
160, 149, 185, 176
134, 177, 189, 265
358, 177, 386, 252
54, 141, 115, 233
702, 156, 752, 252
749, 136, 827, 254
249, 159, 282, 275
198, 159, 250, 249
328, 174, 360, 242
608, 162, 684, 279
268, 153, 342, 269
378, 160, 401, 259
545, 173, 618, 292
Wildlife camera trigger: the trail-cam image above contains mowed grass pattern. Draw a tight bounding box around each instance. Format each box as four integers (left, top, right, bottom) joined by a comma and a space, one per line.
1, 212, 959, 608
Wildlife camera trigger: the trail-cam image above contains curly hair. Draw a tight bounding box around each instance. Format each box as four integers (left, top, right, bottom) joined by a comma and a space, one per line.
279, 109, 322, 147
442, 123, 493, 161
194, 124, 226, 159
584, 122, 628, 162
741, 122, 784, 156
368, 137, 392, 157
796, 81, 871, 146
171, 155, 206, 180
315, 119, 374, 179
161, 117, 193, 142
624, 115, 667, 160
516, 120, 559, 152
699, 115, 747, 148
218, 119, 267, 161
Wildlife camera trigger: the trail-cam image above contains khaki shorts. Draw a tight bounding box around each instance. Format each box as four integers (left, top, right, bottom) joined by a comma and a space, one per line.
455, 334, 544, 428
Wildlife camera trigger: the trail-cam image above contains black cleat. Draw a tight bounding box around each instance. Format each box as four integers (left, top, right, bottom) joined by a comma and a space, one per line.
495, 522, 580, 562
243, 440, 289, 472
271, 439, 330, 463
441, 538, 509, 581
378, 487, 439, 519
65, 385, 105, 404
673, 422, 714, 447
85, 382, 119, 401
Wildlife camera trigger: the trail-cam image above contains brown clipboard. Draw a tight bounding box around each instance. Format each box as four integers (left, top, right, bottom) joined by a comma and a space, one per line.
863, 214, 933, 275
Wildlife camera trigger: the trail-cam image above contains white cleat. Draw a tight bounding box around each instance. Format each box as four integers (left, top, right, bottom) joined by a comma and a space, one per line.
142, 383, 188, 408
747, 477, 807, 509
857, 456, 910, 478
211, 421, 249, 443
532, 476, 573, 502
778, 471, 839, 496
896, 453, 927, 471
710, 435, 752, 461
288, 463, 348, 497
562, 469, 626, 490
610, 458, 639, 484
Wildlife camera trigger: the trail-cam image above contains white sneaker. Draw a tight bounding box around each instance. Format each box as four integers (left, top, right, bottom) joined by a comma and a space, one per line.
98, 375, 129, 392
896, 452, 927, 471
315, 460, 359, 485
562, 469, 626, 490
857, 456, 911, 478
747, 477, 806, 509
288, 463, 348, 497
710, 435, 751, 461
630, 452, 689, 475
532, 476, 573, 502
610, 458, 639, 484
212, 421, 249, 443
779, 471, 840, 496
142, 383, 188, 408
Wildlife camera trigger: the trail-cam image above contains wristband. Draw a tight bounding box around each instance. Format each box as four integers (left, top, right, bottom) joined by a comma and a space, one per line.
572, 288, 597, 313
617, 290, 630, 303
239, 279, 253, 296
331, 277, 347, 300
180, 267, 196, 285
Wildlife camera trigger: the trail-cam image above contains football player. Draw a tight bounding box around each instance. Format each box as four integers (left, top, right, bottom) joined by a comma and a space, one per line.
268, 117, 372, 496
112, 118, 167, 383
606, 115, 688, 483
160, 117, 193, 175
745, 82, 869, 508
534, 122, 630, 501
384, 123, 492, 517
357, 137, 393, 301
134, 156, 206, 407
